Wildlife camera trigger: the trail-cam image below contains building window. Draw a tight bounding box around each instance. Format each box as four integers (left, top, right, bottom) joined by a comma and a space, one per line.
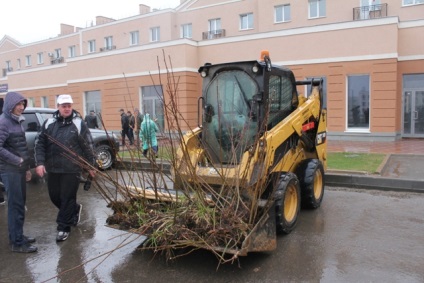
68, 45, 76, 58
275, 4, 291, 23
88, 40, 96, 53
41, 96, 49, 108
181, 24, 192, 39
309, 0, 326, 18
402, 0, 424, 5
130, 31, 139, 45
104, 36, 113, 49
150, 27, 160, 42
306, 77, 327, 108
37, 52, 44, 64
5, 60, 12, 71
142, 85, 164, 131
209, 18, 221, 33
27, 98, 35, 107
25, 55, 31, 66
17, 59, 21, 70
347, 75, 370, 130
85, 90, 102, 127
240, 13, 253, 30
54, 48, 62, 58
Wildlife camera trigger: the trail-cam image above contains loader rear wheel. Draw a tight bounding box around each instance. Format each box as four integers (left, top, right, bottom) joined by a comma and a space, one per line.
297, 159, 325, 209
275, 173, 301, 235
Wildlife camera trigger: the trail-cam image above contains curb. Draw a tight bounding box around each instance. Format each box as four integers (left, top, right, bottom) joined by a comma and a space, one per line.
116, 159, 424, 194
326, 173, 424, 193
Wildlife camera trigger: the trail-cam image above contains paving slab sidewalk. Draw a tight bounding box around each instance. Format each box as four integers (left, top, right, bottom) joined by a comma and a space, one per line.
326, 154, 424, 193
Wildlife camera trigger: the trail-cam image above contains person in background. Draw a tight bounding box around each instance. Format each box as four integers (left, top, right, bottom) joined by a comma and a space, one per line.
133, 108, 143, 147
0, 91, 37, 253
119, 109, 132, 146
84, 110, 99, 129
35, 94, 96, 242
140, 113, 159, 158
127, 110, 135, 146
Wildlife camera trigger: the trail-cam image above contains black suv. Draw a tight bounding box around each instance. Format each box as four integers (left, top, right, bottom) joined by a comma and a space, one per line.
23, 107, 119, 170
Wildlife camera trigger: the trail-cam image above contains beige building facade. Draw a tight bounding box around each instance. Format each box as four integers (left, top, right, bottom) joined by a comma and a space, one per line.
1, 0, 423, 141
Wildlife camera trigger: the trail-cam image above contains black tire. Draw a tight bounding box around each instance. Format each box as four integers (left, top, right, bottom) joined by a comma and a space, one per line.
275, 173, 301, 235
95, 145, 114, 170
296, 159, 325, 209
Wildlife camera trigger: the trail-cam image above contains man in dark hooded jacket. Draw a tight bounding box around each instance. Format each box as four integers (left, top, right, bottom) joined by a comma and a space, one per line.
35, 94, 96, 242
0, 91, 37, 253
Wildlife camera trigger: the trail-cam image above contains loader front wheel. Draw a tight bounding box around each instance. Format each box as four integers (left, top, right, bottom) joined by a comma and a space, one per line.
297, 159, 325, 209
275, 173, 301, 235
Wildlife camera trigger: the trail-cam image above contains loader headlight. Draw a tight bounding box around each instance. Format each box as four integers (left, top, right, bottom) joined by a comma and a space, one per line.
252, 64, 259, 73
200, 70, 208, 78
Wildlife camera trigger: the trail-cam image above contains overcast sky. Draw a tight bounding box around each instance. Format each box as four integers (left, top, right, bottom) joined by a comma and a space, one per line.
0, 0, 181, 44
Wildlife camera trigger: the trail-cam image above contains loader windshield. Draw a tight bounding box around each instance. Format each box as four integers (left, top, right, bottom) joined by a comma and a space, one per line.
203, 70, 259, 164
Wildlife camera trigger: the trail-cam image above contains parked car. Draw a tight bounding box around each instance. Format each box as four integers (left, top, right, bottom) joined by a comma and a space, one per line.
22, 107, 120, 170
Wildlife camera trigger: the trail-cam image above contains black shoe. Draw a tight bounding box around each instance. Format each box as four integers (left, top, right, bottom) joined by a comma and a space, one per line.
11, 243, 38, 253
56, 231, 69, 242
0, 197, 5, 205
9, 236, 36, 246
24, 236, 36, 244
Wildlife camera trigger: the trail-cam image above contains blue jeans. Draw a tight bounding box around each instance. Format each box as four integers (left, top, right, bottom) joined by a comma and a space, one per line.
1, 172, 27, 245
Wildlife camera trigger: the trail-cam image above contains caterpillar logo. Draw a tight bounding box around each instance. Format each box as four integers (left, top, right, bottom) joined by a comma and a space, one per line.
316, 131, 327, 145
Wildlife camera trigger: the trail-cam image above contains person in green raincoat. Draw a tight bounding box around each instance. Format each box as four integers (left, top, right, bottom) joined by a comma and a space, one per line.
140, 113, 159, 157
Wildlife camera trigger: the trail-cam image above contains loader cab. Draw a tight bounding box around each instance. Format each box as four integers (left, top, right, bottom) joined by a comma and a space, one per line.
199, 56, 298, 165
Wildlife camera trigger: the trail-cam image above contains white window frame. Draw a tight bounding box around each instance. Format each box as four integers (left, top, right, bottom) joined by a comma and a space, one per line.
68, 45, 76, 58
37, 52, 43, 64
275, 4, 291, 23
150, 27, 160, 42
181, 23, 192, 39
54, 48, 61, 59
25, 55, 31, 66
104, 36, 113, 49
346, 74, 370, 132
402, 0, 424, 5
130, 31, 139, 45
88, 40, 96, 53
240, 13, 253, 30
85, 90, 102, 121
208, 18, 221, 33
5, 60, 11, 71
41, 96, 49, 108
309, 0, 326, 19
27, 97, 35, 107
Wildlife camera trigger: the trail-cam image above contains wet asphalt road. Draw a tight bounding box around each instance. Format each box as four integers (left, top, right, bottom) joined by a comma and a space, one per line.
1, 178, 424, 283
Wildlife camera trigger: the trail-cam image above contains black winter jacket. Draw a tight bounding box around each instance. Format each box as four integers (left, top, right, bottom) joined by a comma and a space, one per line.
121, 113, 129, 130
34, 110, 96, 173
0, 92, 30, 173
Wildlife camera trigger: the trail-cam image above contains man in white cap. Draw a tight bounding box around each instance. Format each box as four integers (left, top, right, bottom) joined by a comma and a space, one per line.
35, 94, 96, 242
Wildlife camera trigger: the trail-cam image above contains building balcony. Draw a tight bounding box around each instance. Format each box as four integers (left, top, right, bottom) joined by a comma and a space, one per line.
2, 67, 13, 77
100, 46, 116, 52
202, 29, 226, 40
51, 57, 64, 65
353, 3, 388, 20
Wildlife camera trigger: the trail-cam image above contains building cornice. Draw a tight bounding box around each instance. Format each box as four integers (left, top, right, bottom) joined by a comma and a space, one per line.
198, 17, 399, 47
398, 19, 424, 29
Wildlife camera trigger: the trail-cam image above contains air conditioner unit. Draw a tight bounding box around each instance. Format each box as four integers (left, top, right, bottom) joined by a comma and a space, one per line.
48, 52, 54, 57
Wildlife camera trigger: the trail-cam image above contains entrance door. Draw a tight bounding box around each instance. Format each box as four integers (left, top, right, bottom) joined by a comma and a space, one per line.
403, 90, 424, 136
